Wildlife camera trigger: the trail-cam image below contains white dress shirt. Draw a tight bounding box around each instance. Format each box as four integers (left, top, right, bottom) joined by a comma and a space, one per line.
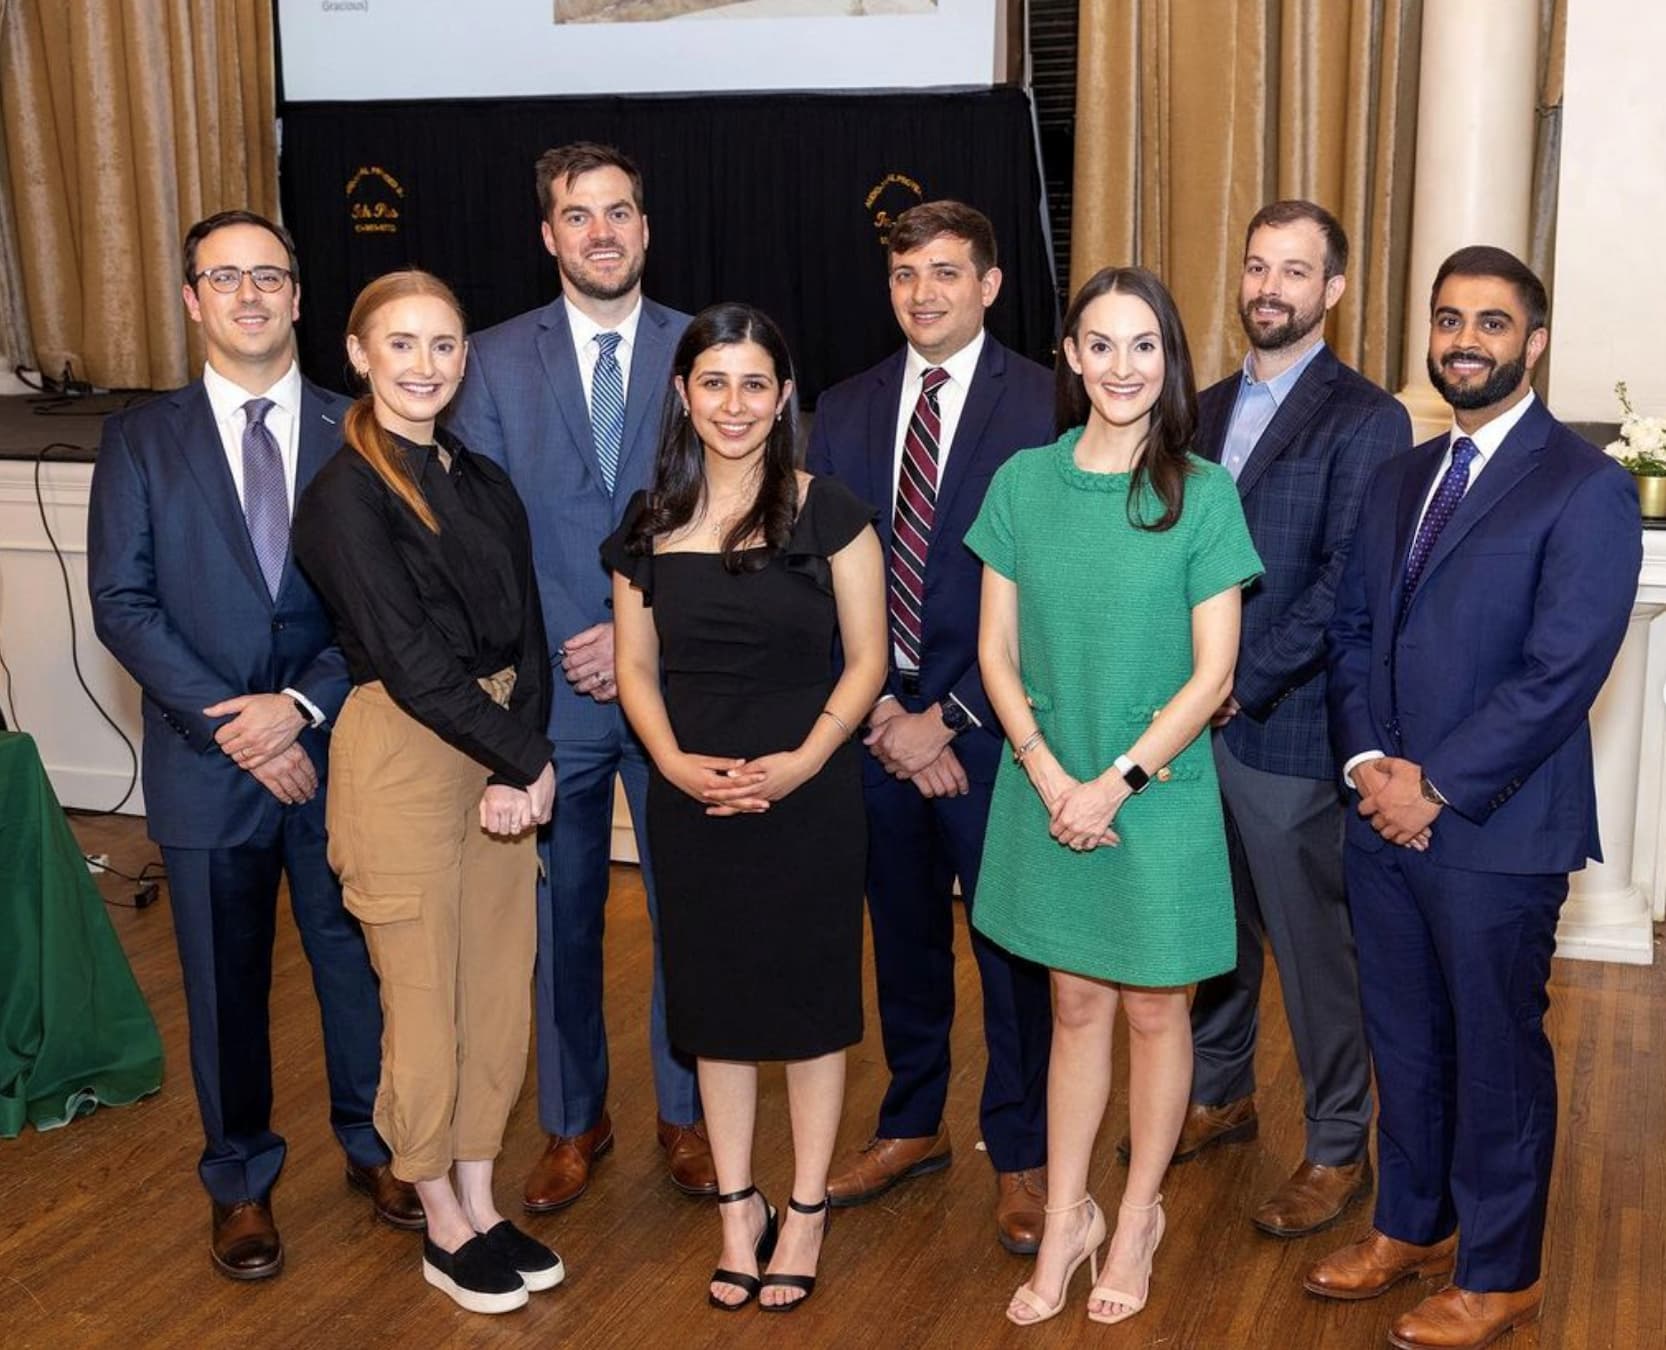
1342, 390, 1540, 789
565, 295, 643, 408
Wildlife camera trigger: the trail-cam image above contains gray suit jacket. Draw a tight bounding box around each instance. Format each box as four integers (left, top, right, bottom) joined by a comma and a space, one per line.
450, 295, 691, 744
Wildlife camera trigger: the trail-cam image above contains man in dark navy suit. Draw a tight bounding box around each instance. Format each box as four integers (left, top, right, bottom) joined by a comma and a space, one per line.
1153, 201, 1410, 1236
88, 211, 416, 1281
1309, 246, 1640, 1349
809, 201, 1054, 1252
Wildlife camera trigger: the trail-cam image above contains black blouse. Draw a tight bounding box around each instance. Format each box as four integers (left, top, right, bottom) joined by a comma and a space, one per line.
293, 426, 552, 786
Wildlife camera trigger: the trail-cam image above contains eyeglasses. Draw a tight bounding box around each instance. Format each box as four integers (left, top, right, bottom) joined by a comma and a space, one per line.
192, 265, 294, 294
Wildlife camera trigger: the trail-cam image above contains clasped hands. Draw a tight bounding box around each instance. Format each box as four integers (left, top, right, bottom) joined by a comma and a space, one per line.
1028, 751, 1128, 853
207, 692, 315, 804
664, 749, 817, 816
1355, 756, 1435, 850
864, 698, 968, 799
480, 762, 556, 838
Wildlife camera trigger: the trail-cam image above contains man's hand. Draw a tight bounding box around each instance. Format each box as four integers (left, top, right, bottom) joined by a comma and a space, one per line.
249, 742, 318, 805
480, 784, 534, 837
1358, 755, 1439, 848
560, 624, 617, 703
206, 693, 306, 769
525, 762, 556, 826
865, 703, 954, 777
1210, 694, 1241, 729
911, 745, 970, 799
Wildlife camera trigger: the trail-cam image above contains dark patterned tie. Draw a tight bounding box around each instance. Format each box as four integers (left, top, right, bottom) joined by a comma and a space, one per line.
1399, 435, 1479, 623
591, 331, 625, 492
241, 397, 287, 600
889, 366, 951, 669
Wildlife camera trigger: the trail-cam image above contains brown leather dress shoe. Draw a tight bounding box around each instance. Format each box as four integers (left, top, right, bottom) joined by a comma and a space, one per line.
210, 1200, 283, 1281
522, 1111, 615, 1213
1389, 1281, 1544, 1349
826, 1126, 951, 1207
657, 1117, 719, 1197
1305, 1228, 1458, 1301
1252, 1157, 1373, 1236
345, 1161, 426, 1231
994, 1167, 1047, 1255
1116, 1095, 1258, 1164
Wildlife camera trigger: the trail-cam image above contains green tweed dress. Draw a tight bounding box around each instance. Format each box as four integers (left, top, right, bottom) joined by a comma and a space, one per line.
964, 429, 1264, 986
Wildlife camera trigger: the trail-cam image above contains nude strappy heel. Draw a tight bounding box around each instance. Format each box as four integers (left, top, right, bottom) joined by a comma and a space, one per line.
1087, 1193, 1166, 1325
1006, 1195, 1108, 1326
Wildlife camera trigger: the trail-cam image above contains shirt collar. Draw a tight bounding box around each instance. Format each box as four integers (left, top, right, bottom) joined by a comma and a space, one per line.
903, 327, 986, 393
202, 360, 301, 424
1240, 338, 1325, 406
564, 295, 643, 353
1451, 389, 1538, 464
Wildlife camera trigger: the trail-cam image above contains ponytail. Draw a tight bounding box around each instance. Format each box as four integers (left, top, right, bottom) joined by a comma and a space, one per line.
343, 394, 439, 533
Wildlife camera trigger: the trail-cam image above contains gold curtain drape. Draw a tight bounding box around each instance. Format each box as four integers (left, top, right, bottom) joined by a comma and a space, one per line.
1071, 0, 1421, 391
0, 0, 36, 375
0, 0, 277, 390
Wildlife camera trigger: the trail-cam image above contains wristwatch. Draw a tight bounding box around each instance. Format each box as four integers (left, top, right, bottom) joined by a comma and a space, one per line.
1418, 772, 1448, 806
1114, 754, 1150, 794
938, 697, 970, 735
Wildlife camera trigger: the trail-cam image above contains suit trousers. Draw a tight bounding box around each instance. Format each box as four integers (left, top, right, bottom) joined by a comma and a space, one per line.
863, 746, 1051, 1170
1190, 737, 1372, 1163
1346, 841, 1566, 1292
162, 798, 385, 1207
327, 682, 537, 1182
534, 724, 698, 1136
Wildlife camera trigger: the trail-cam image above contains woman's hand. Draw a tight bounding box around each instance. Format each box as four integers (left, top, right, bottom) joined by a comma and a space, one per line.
480, 784, 534, 837
662, 752, 768, 814
1020, 743, 1075, 813
1048, 772, 1129, 852
703, 748, 817, 814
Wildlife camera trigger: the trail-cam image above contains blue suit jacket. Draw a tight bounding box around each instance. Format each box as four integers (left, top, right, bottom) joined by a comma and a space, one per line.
1197, 345, 1412, 780
806, 335, 1054, 782
450, 296, 690, 745
1327, 398, 1642, 874
87, 378, 352, 850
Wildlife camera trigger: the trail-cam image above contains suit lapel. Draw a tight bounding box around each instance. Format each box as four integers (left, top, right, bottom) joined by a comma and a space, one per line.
932, 337, 1005, 532
1234, 347, 1339, 497
279, 382, 342, 601
619, 302, 672, 489
1389, 440, 1445, 617
1194, 377, 1236, 465
534, 301, 603, 490
866, 352, 907, 552
176, 383, 270, 602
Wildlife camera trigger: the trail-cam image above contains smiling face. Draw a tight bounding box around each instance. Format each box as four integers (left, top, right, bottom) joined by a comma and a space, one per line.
675, 339, 792, 467
1063, 290, 1167, 432
1237, 219, 1344, 352
540, 165, 648, 307
887, 233, 1001, 365
182, 222, 299, 384
1425, 272, 1547, 414
347, 293, 467, 443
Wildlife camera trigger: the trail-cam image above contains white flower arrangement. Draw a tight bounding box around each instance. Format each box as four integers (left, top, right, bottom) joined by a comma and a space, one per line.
1606, 381, 1666, 476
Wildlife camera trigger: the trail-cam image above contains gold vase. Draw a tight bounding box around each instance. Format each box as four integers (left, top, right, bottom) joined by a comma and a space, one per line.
1636, 473, 1666, 520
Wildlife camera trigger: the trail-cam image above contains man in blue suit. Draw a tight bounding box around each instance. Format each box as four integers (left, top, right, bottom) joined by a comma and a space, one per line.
88, 211, 414, 1281
450, 143, 709, 1209
810, 201, 1054, 1252
1309, 246, 1641, 1349
1159, 202, 1410, 1235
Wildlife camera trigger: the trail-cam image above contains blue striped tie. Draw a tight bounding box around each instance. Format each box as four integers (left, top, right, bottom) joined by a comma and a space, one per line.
241, 397, 287, 599
591, 331, 625, 493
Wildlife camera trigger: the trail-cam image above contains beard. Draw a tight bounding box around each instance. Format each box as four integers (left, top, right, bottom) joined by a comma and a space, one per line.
1426, 347, 1528, 411
558, 243, 645, 302
1238, 293, 1327, 351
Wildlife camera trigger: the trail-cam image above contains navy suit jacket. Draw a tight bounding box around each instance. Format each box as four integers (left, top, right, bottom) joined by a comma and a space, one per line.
87, 377, 351, 850
1327, 397, 1642, 874
1197, 344, 1412, 780
806, 335, 1054, 783
450, 296, 690, 745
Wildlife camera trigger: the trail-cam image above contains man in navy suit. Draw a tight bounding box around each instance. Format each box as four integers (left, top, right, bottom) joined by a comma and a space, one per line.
450, 143, 710, 1210
1158, 201, 1410, 1235
88, 211, 414, 1280
1309, 247, 1640, 1348
809, 201, 1054, 1252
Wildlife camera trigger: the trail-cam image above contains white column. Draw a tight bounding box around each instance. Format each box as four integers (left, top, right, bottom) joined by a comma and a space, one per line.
1397, 5, 1541, 441
1556, 604, 1660, 964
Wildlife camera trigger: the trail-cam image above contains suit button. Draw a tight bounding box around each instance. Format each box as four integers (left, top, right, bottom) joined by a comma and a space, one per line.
1156, 767, 1173, 783
1382, 656, 1390, 667
271, 620, 285, 631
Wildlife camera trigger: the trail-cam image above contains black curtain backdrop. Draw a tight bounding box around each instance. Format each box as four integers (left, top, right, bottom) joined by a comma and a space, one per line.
278, 88, 1057, 406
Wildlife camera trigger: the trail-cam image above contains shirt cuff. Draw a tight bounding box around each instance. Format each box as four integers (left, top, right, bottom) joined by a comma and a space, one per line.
1342, 749, 1385, 791
283, 686, 326, 729
947, 692, 982, 729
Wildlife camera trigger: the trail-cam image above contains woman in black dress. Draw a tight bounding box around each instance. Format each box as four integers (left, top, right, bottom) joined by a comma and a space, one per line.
604, 304, 886, 1312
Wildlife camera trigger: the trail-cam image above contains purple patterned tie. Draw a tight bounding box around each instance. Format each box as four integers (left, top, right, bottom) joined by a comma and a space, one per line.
1399, 435, 1479, 623
241, 397, 288, 599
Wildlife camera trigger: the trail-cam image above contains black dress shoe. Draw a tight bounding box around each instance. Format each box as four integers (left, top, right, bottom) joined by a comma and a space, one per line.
346, 1161, 426, 1230
211, 1200, 283, 1281
478, 1220, 564, 1292
422, 1235, 528, 1314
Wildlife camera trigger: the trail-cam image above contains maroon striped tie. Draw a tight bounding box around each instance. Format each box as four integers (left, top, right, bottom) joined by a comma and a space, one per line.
890, 366, 950, 668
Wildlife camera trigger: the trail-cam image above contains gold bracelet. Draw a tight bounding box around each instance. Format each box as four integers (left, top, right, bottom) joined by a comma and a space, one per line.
1013, 729, 1045, 764
819, 708, 852, 738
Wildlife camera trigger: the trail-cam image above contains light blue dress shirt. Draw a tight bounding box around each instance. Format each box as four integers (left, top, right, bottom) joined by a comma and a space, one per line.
1219, 339, 1328, 481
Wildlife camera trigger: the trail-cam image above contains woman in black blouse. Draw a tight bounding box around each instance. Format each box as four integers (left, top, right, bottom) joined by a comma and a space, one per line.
293, 270, 560, 1315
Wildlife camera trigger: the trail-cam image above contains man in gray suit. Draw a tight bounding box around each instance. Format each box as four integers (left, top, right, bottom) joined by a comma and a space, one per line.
450, 143, 710, 1210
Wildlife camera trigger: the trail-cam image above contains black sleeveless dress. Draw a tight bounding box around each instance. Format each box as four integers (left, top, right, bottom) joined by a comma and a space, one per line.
601, 478, 875, 1061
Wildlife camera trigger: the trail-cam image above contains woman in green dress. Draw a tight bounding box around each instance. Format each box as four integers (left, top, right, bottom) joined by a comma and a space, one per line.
965, 267, 1262, 1328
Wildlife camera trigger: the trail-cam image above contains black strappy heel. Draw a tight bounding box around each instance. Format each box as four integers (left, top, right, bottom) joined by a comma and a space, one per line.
759, 1195, 830, 1313
708, 1185, 779, 1311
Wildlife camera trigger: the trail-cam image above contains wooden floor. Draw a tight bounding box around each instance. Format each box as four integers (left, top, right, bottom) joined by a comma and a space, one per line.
3, 814, 1662, 1349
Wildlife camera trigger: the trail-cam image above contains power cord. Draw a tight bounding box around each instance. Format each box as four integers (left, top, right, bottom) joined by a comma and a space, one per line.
78, 848, 168, 910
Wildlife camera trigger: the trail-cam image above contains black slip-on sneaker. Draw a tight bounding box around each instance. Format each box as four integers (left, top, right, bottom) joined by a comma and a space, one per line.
478, 1220, 565, 1292
422, 1234, 528, 1314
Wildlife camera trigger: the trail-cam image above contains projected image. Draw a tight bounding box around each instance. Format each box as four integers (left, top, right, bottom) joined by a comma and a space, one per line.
556, 0, 937, 21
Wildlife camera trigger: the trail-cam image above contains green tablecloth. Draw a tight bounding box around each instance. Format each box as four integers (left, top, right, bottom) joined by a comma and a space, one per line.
0, 731, 163, 1136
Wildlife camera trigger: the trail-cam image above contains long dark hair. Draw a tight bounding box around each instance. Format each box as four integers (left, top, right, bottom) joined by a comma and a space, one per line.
1055, 266, 1198, 533
629, 303, 801, 572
